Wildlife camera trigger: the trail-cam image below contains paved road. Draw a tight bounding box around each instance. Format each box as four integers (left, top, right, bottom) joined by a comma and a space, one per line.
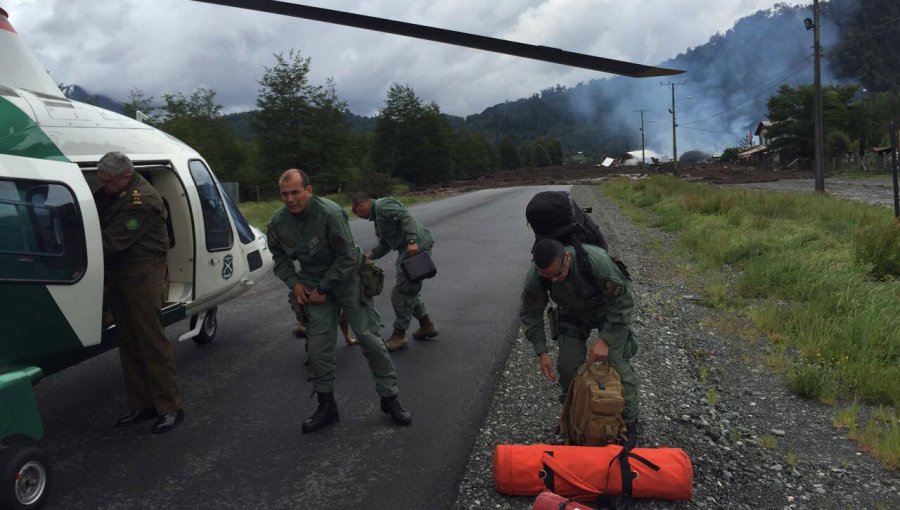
730, 177, 898, 208
34, 185, 567, 509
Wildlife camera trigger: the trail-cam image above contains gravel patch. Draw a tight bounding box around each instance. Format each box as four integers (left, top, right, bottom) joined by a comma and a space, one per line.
452, 184, 900, 509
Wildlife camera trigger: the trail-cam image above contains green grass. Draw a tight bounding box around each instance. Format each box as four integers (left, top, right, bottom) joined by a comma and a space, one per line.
600, 175, 900, 467
237, 191, 447, 229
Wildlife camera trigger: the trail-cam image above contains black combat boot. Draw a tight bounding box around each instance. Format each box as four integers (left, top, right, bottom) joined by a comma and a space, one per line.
380, 395, 412, 426
302, 392, 339, 433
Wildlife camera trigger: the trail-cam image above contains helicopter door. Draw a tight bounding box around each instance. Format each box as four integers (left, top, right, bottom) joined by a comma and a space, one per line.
187, 159, 240, 303
0, 170, 102, 354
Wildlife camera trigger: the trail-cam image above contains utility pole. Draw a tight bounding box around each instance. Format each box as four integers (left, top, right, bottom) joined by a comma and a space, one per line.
661, 82, 689, 175
669, 83, 678, 175
634, 109, 651, 164
891, 121, 899, 219
810, 0, 826, 192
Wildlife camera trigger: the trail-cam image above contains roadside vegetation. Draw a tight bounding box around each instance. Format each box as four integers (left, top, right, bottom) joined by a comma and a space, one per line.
238, 187, 445, 229
601, 175, 899, 468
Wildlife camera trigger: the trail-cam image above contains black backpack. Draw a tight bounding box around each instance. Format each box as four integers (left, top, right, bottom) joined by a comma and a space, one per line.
525, 191, 608, 251
526, 191, 628, 295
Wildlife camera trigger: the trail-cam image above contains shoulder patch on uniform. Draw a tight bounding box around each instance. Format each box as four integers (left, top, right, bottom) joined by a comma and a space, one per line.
126, 217, 140, 231
604, 280, 623, 298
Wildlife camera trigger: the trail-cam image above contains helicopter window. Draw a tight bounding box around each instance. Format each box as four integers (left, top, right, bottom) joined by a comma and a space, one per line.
0, 178, 87, 283
217, 179, 255, 245
188, 160, 233, 252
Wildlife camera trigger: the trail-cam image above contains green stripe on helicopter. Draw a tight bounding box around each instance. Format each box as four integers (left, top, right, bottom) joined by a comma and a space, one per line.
0, 284, 83, 370
0, 96, 69, 161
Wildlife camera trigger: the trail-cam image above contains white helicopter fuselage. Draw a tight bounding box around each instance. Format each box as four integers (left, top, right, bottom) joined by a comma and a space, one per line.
1, 11, 272, 504
1, 86, 273, 372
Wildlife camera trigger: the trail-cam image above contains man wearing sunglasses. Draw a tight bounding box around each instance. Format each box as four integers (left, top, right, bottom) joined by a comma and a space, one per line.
520, 238, 640, 446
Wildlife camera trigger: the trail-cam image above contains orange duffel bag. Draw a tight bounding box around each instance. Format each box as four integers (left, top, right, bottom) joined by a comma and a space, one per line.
494, 444, 692, 501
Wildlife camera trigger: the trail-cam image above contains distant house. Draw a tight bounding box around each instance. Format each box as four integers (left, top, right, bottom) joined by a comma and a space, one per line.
755, 120, 772, 146
867, 146, 893, 172
738, 120, 777, 166
616, 149, 663, 166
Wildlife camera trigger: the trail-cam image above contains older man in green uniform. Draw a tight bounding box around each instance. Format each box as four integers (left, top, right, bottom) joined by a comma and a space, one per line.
520, 238, 640, 446
267, 169, 412, 433
350, 192, 438, 352
94, 151, 184, 434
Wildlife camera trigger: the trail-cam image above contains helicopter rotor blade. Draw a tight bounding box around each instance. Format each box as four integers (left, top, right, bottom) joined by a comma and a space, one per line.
190, 0, 684, 78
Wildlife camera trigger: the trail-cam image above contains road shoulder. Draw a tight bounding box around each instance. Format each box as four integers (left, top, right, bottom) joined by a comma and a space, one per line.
453, 184, 900, 510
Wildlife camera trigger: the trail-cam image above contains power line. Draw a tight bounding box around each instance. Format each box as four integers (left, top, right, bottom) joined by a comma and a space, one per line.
679, 58, 812, 127
680, 125, 745, 136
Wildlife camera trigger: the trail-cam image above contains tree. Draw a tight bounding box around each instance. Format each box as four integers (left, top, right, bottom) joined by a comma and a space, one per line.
766, 84, 814, 160
159, 88, 246, 182
498, 137, 520, 170
122, 87, 157, 124
829, 0, 900, 94
253, 51, 355, 192
766, 84, 892, 162
720, 147, 740, 162
451, 131, 498, 178
679, 150, 709, 164
372, 84, 453, 185
531, 144, 552, 167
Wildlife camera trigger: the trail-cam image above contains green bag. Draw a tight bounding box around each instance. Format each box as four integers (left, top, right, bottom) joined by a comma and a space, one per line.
560, 361, 627, 446
359, 257, 385, 297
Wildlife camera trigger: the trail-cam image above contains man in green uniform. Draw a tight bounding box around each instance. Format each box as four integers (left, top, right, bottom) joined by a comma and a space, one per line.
519, 238, 640, 445
94, 151, 184, 434
268, 169, 412, 432
351, 192, 438, 351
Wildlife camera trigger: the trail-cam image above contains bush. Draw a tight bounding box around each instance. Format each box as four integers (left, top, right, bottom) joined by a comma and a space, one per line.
854, 214, 900, 277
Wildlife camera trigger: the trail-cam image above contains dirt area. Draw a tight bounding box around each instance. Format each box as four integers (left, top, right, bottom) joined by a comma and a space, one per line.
425, 163, 818, 193
423, 163, 898, 209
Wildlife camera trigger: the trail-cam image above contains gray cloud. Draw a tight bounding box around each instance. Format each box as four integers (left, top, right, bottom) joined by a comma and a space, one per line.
6, 0, 806, 117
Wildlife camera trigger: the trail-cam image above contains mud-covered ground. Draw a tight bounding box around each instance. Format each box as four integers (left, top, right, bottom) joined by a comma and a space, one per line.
451, 184, 900, 509
424, 163, 819, 193
425, 163, 897, 209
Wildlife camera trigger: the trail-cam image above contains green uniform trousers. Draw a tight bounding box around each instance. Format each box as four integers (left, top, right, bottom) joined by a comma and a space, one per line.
305, 278, 399, 397
107, 258, 183, 415
557, 322, 639, 423
390, 249, 429, 332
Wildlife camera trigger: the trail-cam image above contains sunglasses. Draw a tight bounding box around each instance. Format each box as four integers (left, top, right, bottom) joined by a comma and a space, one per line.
537, 252, 569, 279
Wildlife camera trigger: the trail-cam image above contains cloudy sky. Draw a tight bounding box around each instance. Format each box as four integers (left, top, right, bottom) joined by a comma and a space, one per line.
5, 0, 807, 117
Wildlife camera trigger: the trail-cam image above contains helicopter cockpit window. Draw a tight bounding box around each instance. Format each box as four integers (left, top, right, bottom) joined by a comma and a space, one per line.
188, 160, 233, 252
0, 178, 87, 283
217, 178, 255, 245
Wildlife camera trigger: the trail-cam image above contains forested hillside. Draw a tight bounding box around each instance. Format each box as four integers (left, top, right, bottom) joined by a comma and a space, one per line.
62, 0, 900, 195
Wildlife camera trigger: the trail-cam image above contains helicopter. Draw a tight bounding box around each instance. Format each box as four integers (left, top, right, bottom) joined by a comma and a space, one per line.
0, 2, 683, 508
0, 6, 274, 508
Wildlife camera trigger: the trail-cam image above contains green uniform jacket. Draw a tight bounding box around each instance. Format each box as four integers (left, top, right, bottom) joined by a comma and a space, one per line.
368, 197, 434, 259
267, 196, 362, 293
520, 245, 633, 355
93, 173, 168, 268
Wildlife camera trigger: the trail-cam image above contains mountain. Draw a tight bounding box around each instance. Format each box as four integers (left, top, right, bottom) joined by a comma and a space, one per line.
60, 84, 124, 114
61, 1, 891, 160
463, 3, 846, 159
